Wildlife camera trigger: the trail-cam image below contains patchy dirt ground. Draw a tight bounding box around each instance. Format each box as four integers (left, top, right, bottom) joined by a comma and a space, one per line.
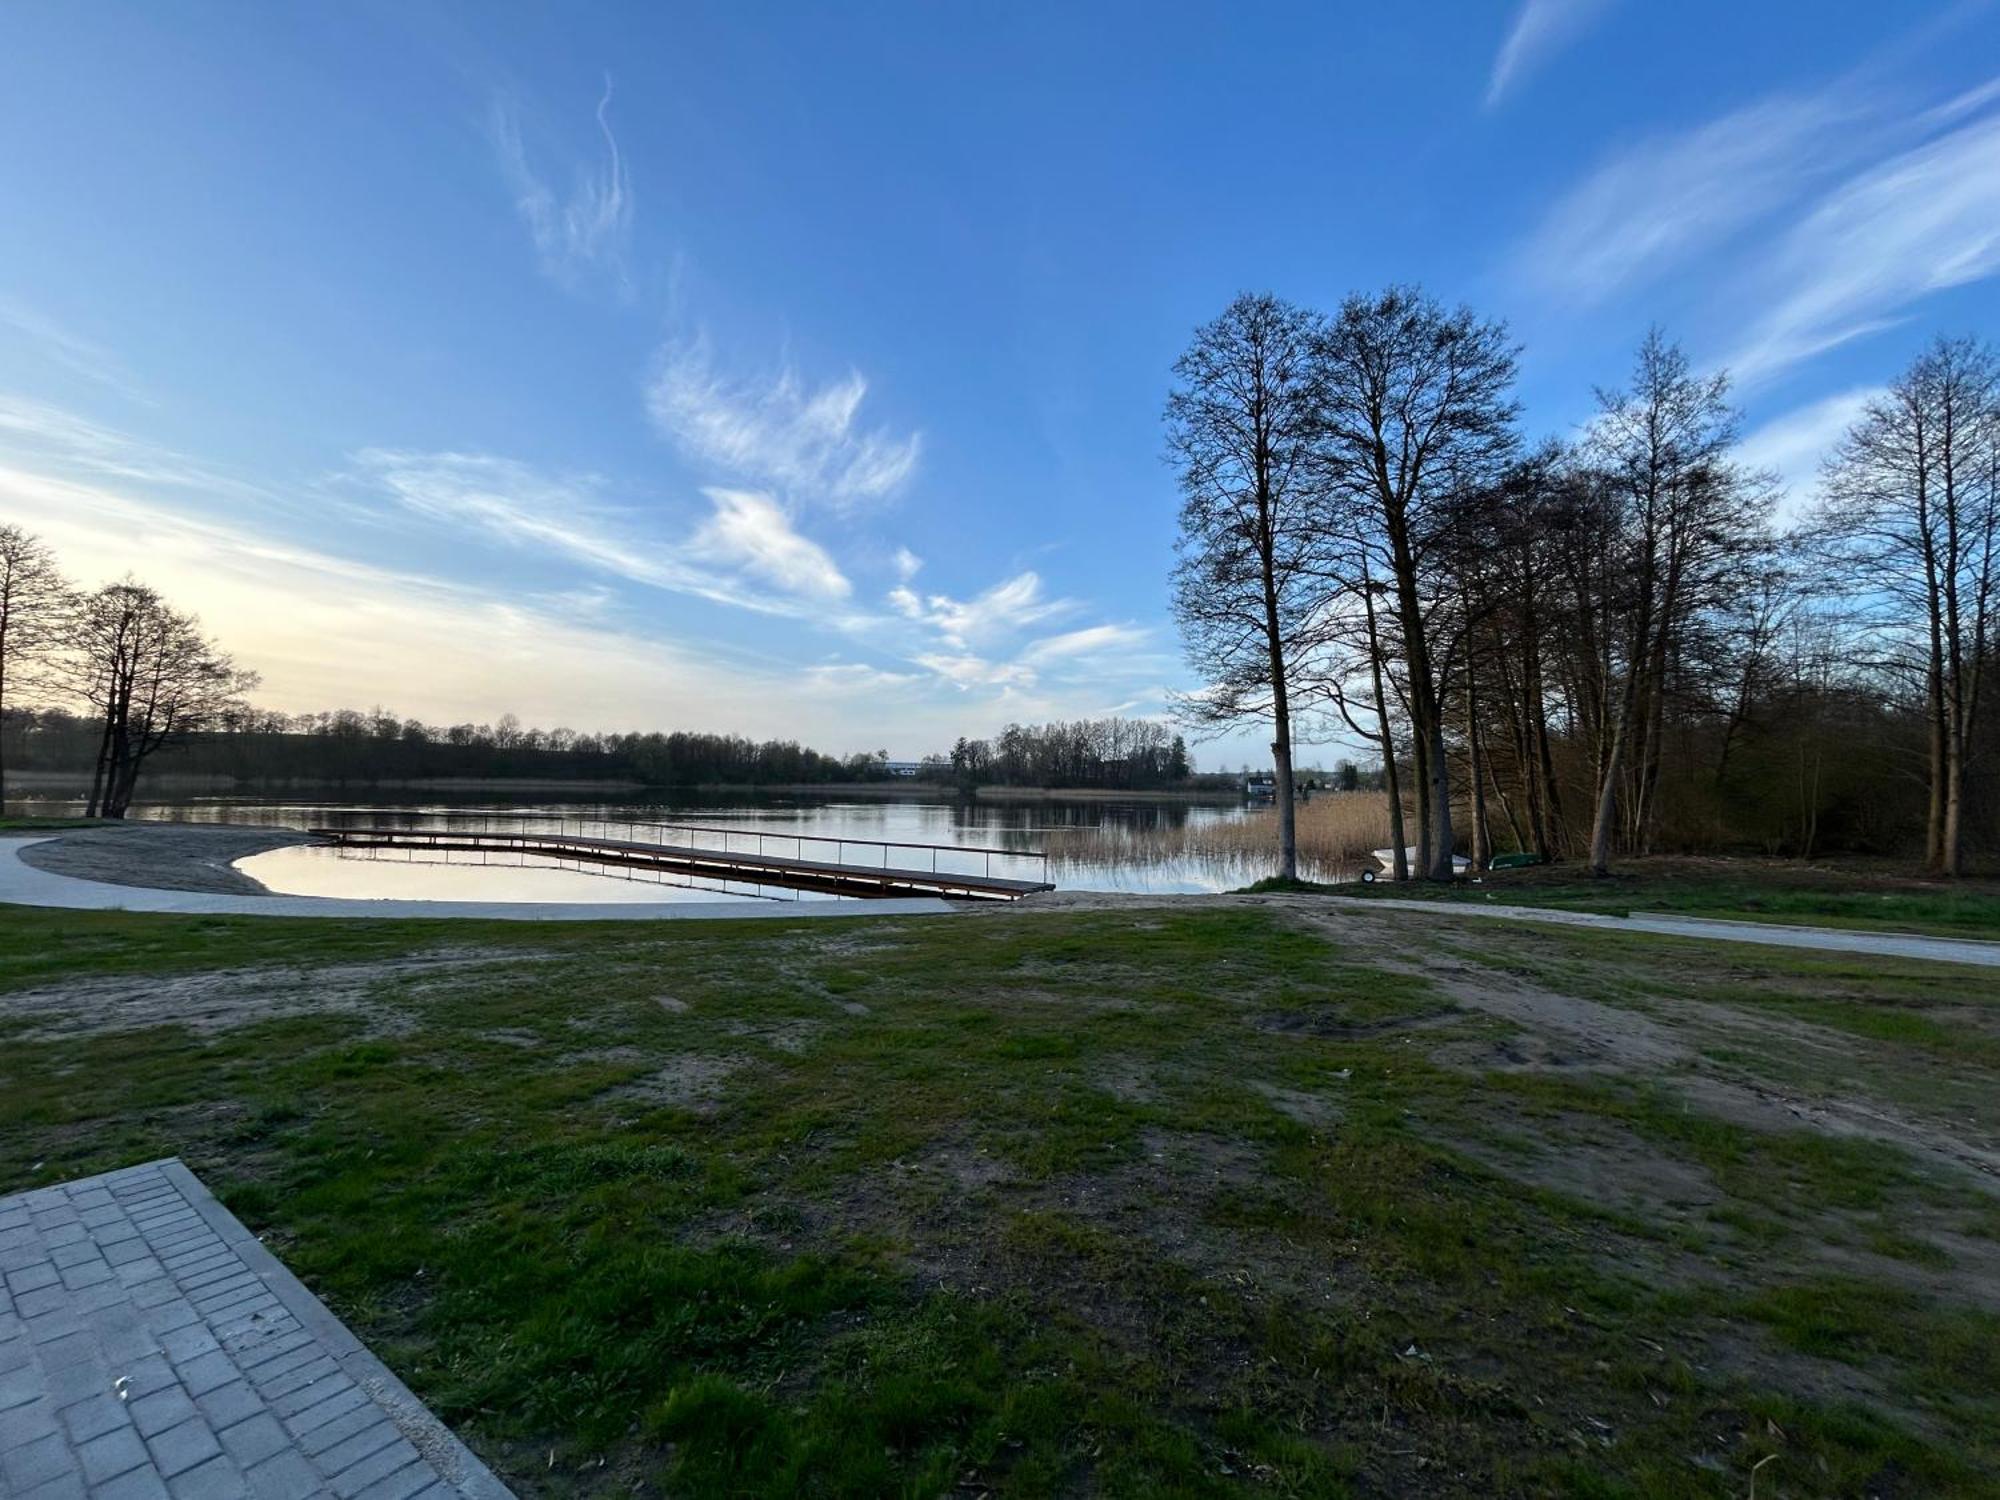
16, 821, 316, 895
0, 950, 547, 1041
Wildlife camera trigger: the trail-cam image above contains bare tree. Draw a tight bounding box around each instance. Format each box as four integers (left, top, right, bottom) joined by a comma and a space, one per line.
1813, 336, 2000, 876
1167, 293, 1338, 882
0, 524, 73, 808
1317, 287, 1518, 879
70, 581, 257, 818
1578, 331, 1768, 875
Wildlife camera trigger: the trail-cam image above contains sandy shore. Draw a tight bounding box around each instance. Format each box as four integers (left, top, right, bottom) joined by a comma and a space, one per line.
17, 823, 319, 896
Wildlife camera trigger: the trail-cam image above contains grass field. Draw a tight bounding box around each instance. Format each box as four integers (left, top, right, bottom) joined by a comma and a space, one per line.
3, 897, 1997, 1497
1343, 855, 2000, 939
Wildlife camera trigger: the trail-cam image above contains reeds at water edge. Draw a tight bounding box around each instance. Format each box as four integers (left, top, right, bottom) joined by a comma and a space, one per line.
1043, 791, 1393, 881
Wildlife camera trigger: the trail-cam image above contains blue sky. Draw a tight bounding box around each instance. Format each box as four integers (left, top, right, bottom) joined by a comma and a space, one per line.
5, 1, 2000, 761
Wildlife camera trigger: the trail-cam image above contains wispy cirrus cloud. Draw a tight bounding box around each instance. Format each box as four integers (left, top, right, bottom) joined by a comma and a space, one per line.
0, 300, 150, 403
1735, 385, 1885, 521
692, 487, 851, 601
646, 338, 921, 511
1487, 0, 1617, 107
1020, 622, 1151, 665
1513, 89, 1863, 304
883, 574, 1160, 697
353, 449, 852, 616
490, 75, 632, 290
887, 570, 1070, 650
0, 460, 861, 735
1723, 103, 2000, 385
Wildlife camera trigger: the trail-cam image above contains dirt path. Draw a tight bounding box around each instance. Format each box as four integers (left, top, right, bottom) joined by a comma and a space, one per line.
17, 821, 318, 895
1281, 905, 2000, 1192
1007, 887, 2000, 967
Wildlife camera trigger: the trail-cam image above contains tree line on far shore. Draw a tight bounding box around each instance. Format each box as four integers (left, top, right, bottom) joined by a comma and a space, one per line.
1168, 289, 1997, 880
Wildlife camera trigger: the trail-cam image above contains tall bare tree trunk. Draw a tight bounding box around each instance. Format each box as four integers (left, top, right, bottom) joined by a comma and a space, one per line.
1466, 673, 1490, 871
1362, 581, 1408, 882
1926, 652, 1946, 871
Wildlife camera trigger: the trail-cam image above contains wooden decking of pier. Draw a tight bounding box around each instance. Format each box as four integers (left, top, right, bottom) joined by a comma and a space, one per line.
308, 825, 1056, 902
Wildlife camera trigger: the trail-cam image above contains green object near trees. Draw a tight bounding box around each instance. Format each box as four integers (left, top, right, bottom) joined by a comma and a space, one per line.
1488, 852, 1545, 870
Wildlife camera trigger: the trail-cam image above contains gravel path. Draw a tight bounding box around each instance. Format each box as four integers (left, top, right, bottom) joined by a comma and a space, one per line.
16, 822, 318, 895
1006, 887, 2000, 968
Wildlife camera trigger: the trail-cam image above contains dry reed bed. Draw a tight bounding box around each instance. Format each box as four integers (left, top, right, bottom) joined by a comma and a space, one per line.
1045, 791, 1391, 880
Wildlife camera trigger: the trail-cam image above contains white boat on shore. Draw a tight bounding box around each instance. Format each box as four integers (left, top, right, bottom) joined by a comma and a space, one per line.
1364, 847, 1472, 881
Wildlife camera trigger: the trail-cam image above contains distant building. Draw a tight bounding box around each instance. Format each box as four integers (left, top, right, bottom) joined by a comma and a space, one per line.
883, 760, 922, 778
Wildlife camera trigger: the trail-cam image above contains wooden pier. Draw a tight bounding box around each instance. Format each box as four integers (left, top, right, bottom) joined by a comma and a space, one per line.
307, 822, 1055, 902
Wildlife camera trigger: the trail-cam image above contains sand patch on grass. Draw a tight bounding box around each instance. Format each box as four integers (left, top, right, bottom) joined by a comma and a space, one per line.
0, 951, 537, 1042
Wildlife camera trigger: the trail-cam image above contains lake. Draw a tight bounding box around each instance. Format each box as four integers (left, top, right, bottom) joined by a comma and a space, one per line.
7, 788, 1316, 902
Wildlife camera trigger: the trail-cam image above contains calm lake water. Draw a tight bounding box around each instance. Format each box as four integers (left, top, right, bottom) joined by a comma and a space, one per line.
11, 789, 1286, 903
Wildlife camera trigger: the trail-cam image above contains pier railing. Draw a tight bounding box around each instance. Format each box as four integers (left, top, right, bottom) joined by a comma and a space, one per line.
303, 809, 1050, 887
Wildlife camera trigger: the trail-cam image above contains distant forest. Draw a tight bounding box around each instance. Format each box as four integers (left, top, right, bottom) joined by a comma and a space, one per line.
0, 704, 1215, 792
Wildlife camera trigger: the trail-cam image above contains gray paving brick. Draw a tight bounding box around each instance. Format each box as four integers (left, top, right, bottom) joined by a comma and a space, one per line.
193, 1378, 259, 1431
115, 1353, 179, 1399
171, 1350, 239, 1399
58, 1257, 116, 1291
165, 1452, 245, 1500
352, 1461, 438, 1500
142, 1303, 201, 1340
329, 1438, 421, 1498
0, 1393, 56, 1448
129, 1278, 183, 1311
114, 1257, 170, 1289
57, 1390, 129, 1444
145, 1414, 224, 1478
78, 1422, 151, 1484
217, 1411, 289, 1469
14, 1284, 66, 1319
129, 1384, 199, 1439
95, 1467, 172, 1500
0, 1430, 72, 1491
244, 1447, 323, 1499
209, 1298, 284, 1337
282, 1379, 365, 1433
0, 1358, 42, 1409
237, 1332, 318, 1378
0, 1165, 506, 1500
7, 1262, 61, 1295
310, 1418, 400, 1478
156, 1325, 219, 1364
244, 1344, 326, 1392
20, 1469, 90, 1500
101, 1238, 154, 1269
290, 1390, 373, 1448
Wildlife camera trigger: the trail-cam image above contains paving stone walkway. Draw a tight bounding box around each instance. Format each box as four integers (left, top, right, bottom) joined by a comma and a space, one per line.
0, 1160, 512, 1500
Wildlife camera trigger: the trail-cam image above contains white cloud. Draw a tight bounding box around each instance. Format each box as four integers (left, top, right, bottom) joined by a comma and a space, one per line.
0, 393, 307, 524
888, 570, 1070, 649
910, 653, 1038, 691
1487, 0, 1616, 107
0, 388, 1167, 747
1020, 623, 1151, 664
354, 449, 849, 617
1736, 385, 1884, 521
0, 301, 149, 402
1514, 90, 1859, 304
490, 76, 632, 289
692, 488, 850, 601
1723, 107, 2000, 385
646, 338, 921, 510
892, 546, 923, 581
